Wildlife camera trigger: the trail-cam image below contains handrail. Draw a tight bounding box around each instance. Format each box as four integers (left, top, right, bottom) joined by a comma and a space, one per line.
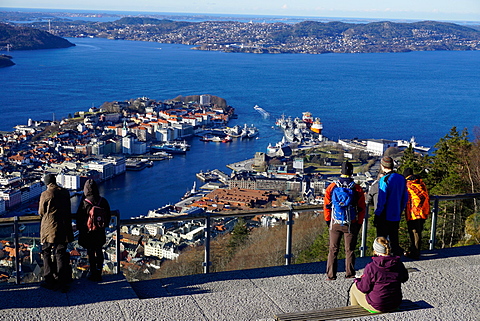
2, 193, 479, 283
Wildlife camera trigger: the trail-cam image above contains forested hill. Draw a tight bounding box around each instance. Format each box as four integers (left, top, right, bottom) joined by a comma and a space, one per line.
32, 17, 480, 54
0, 23, 75, 51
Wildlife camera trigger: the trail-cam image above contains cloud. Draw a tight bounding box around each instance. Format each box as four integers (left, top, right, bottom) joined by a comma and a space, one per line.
281, 4, 288, 10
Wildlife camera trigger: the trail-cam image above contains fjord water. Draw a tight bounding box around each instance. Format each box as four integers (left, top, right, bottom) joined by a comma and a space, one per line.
1, 38, 479, 217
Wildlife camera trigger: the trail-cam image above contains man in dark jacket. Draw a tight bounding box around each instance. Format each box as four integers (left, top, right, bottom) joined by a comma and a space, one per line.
39, 174, 74, 292
77, 179, 111, 282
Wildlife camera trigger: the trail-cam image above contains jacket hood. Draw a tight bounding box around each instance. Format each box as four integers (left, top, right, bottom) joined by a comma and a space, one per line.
83, 179, 100, 200
371, 255, 402, 269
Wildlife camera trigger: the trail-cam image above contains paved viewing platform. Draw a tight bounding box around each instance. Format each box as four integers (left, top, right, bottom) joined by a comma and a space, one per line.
1, 245, 478, 320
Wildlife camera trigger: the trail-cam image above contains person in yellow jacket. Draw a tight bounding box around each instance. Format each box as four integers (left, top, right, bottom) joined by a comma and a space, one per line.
403, 168, 430, 260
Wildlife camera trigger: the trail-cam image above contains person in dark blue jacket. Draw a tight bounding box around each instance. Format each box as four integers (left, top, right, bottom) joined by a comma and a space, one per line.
373, 156, 408, 256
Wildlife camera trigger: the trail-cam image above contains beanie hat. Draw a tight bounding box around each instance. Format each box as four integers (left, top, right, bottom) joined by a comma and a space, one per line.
373, 238, 388, 254
341, 161, 353, 176
403, 167, 414, 178
44, 174, 56, 185
381, 156, 393, 169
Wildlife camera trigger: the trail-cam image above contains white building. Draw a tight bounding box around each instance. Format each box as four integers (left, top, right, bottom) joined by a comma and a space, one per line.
20, 181, 45, 203
200, 94, 211, 106
366, 139, 398, 156
103, 156, 126, 176
87, 161, 115, 181
57, 172, 83, 190
144, 239, 179, 260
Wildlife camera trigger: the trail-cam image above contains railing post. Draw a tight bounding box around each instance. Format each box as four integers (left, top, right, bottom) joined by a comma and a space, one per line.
429, 197, 439, 250
285, 206, 294, 265
13, 216, 21, 285
115, 213, 121, 275
203, 213, 211, 274
360, 206, 369, 257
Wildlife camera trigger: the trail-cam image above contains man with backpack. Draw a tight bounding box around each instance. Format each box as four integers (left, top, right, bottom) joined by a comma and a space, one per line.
76, 179, 111, 282
324, 161, 366, 280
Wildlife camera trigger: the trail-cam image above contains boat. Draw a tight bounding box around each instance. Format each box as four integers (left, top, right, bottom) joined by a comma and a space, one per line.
126, 159, 149, 171
151, 142, 188, 154
246, 125, 259, 138
254, 105, 270, 118
223, 125, 244, 138
310, 118, 323, 134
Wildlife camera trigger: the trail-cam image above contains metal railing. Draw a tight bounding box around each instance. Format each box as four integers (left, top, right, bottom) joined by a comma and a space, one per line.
2, 192, 480, 284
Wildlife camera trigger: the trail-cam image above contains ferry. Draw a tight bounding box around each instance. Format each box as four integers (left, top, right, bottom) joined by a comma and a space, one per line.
254, 105, 270, 118
151, 142, 188, 154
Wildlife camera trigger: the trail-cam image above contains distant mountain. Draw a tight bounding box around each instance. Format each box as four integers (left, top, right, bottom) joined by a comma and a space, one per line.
0, 23, 75, 50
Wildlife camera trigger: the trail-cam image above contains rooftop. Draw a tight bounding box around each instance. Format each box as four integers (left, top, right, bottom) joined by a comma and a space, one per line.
1, 245, 478, 320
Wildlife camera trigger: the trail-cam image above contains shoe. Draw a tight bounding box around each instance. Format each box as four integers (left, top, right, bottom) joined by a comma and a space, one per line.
345, 275, 356, 279
326, 277, 337, 281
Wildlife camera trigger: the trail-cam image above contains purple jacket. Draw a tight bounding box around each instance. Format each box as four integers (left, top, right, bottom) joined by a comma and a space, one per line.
355, 255, 409, 312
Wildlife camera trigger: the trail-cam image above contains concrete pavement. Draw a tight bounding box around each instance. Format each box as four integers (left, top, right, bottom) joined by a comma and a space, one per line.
0, 245, 478, 321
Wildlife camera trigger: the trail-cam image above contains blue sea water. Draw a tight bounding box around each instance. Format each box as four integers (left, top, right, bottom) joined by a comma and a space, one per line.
1, 38, 480, 218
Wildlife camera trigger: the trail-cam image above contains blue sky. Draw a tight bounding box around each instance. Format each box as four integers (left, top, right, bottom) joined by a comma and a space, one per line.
2, 0, 480, 21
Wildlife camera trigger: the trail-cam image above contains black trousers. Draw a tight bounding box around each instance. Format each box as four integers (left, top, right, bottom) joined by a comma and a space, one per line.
42, 242, 71, 285
376, 220, 402, 256
87, 246, 104, 275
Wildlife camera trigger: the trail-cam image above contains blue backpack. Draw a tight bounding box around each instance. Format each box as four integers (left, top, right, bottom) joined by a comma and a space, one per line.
331, 181, 357, 225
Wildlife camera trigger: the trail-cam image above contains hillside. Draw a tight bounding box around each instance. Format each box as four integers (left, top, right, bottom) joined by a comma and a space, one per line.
0, 23, 75, 51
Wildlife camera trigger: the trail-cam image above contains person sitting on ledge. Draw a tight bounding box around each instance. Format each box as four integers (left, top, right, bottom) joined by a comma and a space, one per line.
349, 236, 409, 313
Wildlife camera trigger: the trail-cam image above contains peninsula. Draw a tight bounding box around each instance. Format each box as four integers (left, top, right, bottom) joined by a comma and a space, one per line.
1, 10, 479, 54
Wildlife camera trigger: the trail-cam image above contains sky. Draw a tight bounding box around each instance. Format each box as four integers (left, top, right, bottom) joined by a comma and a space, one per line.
2, 0, 480, 22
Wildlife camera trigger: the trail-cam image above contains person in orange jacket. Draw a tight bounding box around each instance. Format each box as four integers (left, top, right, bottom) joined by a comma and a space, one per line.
324, 161, 366, 280
403, 168, 430, 260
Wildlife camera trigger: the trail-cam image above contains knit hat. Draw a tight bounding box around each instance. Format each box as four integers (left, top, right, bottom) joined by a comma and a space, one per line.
341, 161, 353, 176
373, 237, 389, 254
43, 174, 56, 185
381, 156, 393, 169
403, 167, 414, 178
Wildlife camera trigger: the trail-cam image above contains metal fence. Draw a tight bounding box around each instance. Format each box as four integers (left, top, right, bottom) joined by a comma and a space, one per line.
2, 192, 480, 285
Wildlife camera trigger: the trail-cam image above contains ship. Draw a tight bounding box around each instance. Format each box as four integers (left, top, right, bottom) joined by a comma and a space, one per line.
126, 159, 149, 171
310, 118, 323, 134
151, 142, 188, 154
254, 105, 270, 118
223, 125, 246, 138
275, 112, 323, 144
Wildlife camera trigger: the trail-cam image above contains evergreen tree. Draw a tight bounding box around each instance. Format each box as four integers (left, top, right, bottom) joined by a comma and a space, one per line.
427, 127, 474, 248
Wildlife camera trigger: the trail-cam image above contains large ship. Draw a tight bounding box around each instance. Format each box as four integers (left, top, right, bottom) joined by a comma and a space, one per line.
151, 141, 188, 154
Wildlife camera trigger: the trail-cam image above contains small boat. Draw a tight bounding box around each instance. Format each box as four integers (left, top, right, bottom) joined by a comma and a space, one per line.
254, 105, 270, 118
